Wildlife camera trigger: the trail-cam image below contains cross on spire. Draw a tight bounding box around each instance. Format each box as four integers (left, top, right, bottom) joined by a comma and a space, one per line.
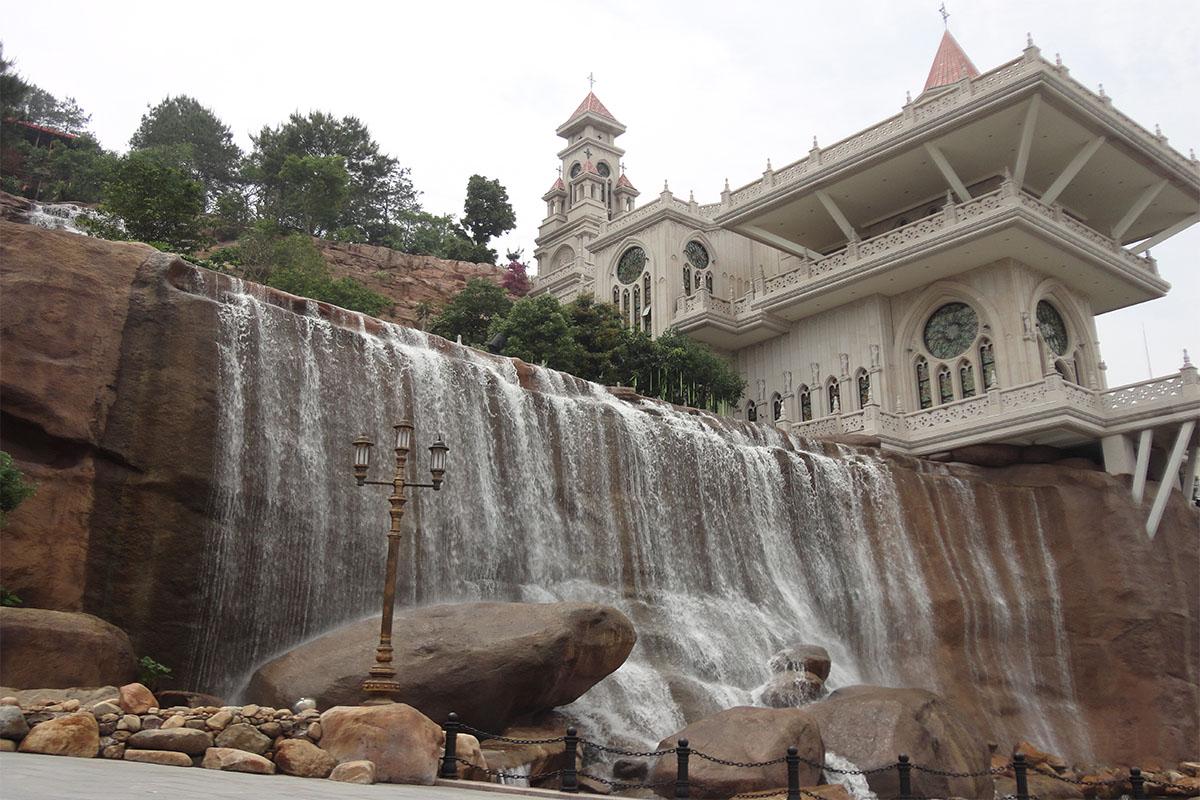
939, 2, 949, 27
556, 165, 562, 178
619, 160, 627, 174
584, 147, 593, 160
587, 72, 596, 90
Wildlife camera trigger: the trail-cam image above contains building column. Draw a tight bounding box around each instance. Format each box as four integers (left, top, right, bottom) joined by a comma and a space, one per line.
1101, 433, 1137, 476
1132, 428, 1154, 504
1146, 420, 1196, 539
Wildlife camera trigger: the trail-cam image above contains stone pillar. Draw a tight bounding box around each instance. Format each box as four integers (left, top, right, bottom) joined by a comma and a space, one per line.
1101, 433, 1138, 476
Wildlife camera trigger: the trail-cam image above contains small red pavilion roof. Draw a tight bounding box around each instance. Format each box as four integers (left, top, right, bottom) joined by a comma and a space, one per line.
547, 176, 565, 192
616, 173, 637, 192
923, 30, 979, 92
563, 92, 621, 127
581, 160, 599, 175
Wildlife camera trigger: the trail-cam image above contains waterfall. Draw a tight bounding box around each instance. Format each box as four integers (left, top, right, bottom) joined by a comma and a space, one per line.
186, 278, 1091, 760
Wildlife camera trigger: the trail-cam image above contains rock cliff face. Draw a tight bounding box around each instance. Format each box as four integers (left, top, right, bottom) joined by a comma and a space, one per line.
0, 222, 1196, 766
312, 239, 504, 328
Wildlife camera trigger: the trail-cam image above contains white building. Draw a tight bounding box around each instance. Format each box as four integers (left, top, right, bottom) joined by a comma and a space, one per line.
531, 31, 1199, 535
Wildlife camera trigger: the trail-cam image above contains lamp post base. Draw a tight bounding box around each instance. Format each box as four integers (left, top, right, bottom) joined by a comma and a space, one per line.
361, 678, 402, 705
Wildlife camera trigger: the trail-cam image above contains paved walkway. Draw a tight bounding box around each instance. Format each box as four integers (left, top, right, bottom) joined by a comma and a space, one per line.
0, 752, 561, 800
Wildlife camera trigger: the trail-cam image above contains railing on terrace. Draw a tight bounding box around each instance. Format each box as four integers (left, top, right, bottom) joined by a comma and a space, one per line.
599, 194, 718, 238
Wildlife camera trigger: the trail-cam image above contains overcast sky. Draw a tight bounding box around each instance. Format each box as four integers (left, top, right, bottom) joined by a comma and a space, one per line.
5, 0, 1196, 387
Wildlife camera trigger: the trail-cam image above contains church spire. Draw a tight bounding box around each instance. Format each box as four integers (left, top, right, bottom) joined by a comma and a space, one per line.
923, 29, 979, 92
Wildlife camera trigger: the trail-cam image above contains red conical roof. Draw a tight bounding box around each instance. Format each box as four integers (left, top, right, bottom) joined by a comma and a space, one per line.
923, 30, 979, 92
564, 91, 620, 126
616, 173, 637, 192
547, 176, 565, 192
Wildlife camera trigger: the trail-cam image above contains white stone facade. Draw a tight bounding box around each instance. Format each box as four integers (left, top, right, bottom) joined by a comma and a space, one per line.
531, 33, 1200, 531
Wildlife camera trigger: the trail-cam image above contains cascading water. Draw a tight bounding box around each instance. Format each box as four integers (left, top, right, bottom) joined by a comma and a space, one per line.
186, 277, 1092, 761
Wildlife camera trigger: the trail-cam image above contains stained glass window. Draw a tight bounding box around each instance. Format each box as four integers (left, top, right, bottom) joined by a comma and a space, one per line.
857, 372, 870, 408
597, 162, 611, 177
612, 286, 620, 306
622, 289, 630, 325
1037, 300, 1069, 356
916, 358, 932, 409
980, 340, 997, 389
684, 266, 692, 296
705, 271, 713, 293
617, 247, 646, 284
937, 365, 954, 404
633, 286, 641, 325
570, 163, 582, 179
959, 360, 976, 398
685, 240, 710, 269
923, 302, 978, 359
799, 388, 812, 421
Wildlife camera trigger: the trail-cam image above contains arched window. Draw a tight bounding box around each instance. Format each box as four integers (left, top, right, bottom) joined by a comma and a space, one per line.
771, 392, 783, 421
617, 247, 647, 284
622, 289, 630, 325
705, 271, 713, 293
937, 365, 954, 405
746, 401, 758, 422
979, 339, 997, 389
612, 286, 620, 306
916, 357, 932, 410
856, 370, 871, 409
643, 272, 651, 302
1036, 300, 1069, 356
633, 285, 641, 325
684, 265, 692, 296
958, 359, 976, 398
798, 386, 812, 421
827, 379, 841, 415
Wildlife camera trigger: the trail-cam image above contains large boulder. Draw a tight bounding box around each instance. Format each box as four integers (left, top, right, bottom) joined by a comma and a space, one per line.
0, 608, 137, 689
17, 712, 99, 757
319, 703, 443, 785
760, 671, 827, 707
247, 601, 635, 733
126, 727, 213, 755
802, 686, 991, 800
649, 707, 824, 799
767, 644, 831, 681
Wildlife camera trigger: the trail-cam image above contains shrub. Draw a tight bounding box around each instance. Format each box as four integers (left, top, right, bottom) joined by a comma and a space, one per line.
0, 451, 34, 526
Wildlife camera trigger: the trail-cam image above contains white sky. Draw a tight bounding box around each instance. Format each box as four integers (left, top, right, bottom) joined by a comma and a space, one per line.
5, 0, 1196, 387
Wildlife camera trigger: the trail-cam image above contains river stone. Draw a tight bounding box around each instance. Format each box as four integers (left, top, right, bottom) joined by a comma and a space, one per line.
248, 602, 635, 733
17, 712, 99, 757
767, 644, 832, 681
118, 683, 156, 714
126, 727, 213, 755
0, 739, 14, 752
203, 746, 276, 774
214, 722, 270, 755
0, 705, 29, 739
274, 738, 336, 778
124, 748, 192, 767
0, 609, 138, 689
760, 671, 827, 707
319, 704, 442, 785
803, 686, 991, 800
329, 759, 376, 784
649, 707, 824, 799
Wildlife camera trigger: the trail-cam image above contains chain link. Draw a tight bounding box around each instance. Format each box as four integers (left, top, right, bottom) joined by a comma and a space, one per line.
575, 769, 677, 790
450, 757, 563, 782
912, 762, 998, 779
692, 750, 789, 768
580, 739, 677, 758
455, 723, 565, 745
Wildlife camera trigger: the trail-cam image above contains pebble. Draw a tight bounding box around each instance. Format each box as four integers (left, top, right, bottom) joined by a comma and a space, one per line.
0, 740, 16, 753
61, 700, 81, 712
141, 716, 163, 730
258, 722, 281, 738
117, 714, 141, 732
206, 710, 233, 731
102, 744, 125, 759
93, 703, 122, 717
240, 705, 260, 718
112, 730, 131, 742
0, 697, 19, 707
306, 722, 321, 740
184, 720, 207, 730
161, 716, 186, 729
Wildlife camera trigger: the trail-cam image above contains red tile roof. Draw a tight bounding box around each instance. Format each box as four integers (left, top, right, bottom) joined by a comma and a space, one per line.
616, 173, 637, 192
547, 177, 565, 192
564, 92, 620, 126
923, 30, 979, 92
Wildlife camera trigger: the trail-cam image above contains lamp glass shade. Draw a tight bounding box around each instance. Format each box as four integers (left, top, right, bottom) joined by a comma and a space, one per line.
352, 435, 373, 468
428, 436, 449, 473
394, 421, 414, 451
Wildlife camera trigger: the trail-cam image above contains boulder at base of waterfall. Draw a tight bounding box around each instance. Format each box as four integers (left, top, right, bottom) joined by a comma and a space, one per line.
767, 644, 832, 681
802, 686, 991, 800
761, 671, 827, 707
649, 707, 824, 799
117, 683, 156, 715
202, 746, 276, 774
329, 760, 377, 784
274, 738, 337, 778
319, 703, 443, 785
0, 608, 138, 689
17, 712, 99, 757
247, 602, 635, 733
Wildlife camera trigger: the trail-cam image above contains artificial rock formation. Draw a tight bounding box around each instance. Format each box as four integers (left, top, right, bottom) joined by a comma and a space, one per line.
0, 608, 138, 689
16, 712, 99, 757
649, 707, 824, 799
318, 703, 443, 785
802, 686, 992, 800
247, 601, 636, 732
1, 221, 1197, 766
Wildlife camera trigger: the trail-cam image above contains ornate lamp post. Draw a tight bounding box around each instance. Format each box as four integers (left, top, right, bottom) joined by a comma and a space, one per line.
352, 421, 449, 705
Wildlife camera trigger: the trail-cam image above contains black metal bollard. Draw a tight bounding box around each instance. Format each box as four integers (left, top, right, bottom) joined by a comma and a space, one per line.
897, 753, 913, 800
1130, 766, 1145, 799
786, 746, 800, 800
675, 738, 691, 799
439, 712, 459, 779
1013, 753, 1029, 800
561, 727, 579, 794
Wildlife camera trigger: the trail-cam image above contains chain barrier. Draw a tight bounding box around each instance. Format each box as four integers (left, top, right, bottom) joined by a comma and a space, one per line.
456, 723, 565, 745
692, 750, 789, 768
580, 739, 677, 758
729, 788, 832, 799
450, 756, 563, 783
911, 762, 1001, 779
575, 770, 677, 791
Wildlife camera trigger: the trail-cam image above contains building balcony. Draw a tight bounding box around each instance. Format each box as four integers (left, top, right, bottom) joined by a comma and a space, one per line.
786, 365, 1200, 455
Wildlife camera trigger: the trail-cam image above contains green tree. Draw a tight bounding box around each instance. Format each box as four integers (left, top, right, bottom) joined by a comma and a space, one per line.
642, 328, 745, 409
102, 150, 206, 251
565, 294, 625, 383
19, 86, 91, 135
129, 95, 243, 203
428, 278, 512, 347
492, 293, 581, 370
247, 112, 417, 243
274, 154, 349, 236
461, 174, 516, 256
0, 43, 31, 120
0, 451, 34, 526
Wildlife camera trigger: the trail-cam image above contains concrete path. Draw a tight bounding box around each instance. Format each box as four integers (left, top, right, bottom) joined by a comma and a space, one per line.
0, 752, 566, 800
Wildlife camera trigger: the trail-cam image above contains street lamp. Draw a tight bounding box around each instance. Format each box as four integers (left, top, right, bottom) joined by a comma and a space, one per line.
351, 420, 449, 705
